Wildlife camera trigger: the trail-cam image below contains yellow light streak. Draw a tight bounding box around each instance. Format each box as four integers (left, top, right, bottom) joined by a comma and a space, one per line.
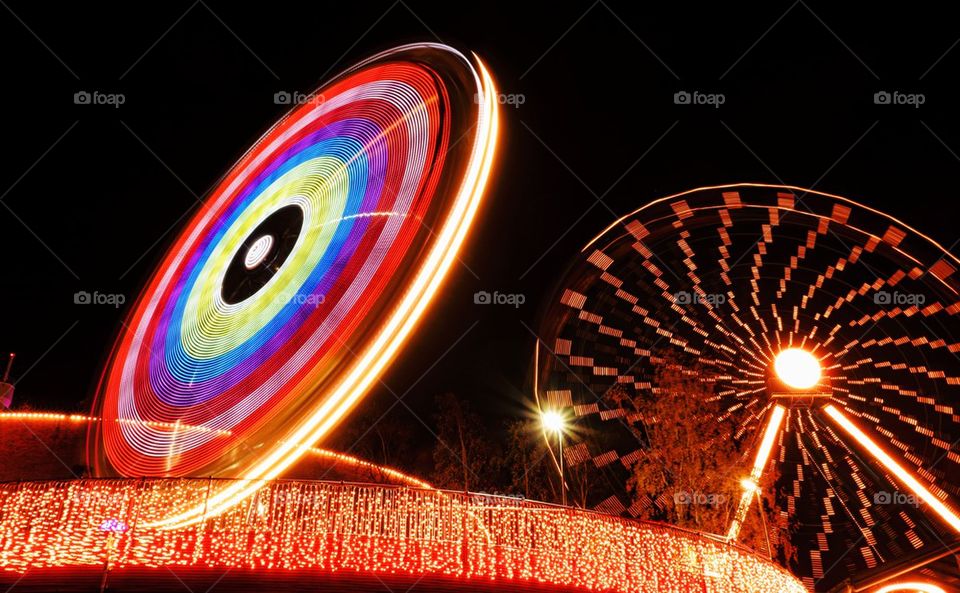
728, 405, 786, 540
824, 404, 960, 535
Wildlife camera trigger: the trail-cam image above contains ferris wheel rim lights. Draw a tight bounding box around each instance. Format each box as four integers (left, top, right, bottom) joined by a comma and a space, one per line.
582, 183, 960, 286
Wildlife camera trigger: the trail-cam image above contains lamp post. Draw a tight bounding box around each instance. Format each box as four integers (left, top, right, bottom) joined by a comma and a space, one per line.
740, 479, 773, 560
541, 410, 567, 506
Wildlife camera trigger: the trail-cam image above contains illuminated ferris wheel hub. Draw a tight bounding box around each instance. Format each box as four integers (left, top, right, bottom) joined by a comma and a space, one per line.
772, 348, 822, 390
768, 348, 831, 404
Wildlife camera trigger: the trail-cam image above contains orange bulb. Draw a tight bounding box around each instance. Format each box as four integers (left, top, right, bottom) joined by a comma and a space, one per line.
773, 348, 821, 389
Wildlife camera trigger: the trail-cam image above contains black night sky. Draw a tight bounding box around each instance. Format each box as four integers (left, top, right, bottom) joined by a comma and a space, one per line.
2, 1, 959, 473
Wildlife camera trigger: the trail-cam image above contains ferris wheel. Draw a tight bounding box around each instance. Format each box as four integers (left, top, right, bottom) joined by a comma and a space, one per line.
534, 183, 960, 588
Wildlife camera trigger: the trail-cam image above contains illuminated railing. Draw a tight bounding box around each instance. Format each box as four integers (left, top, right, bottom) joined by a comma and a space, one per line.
0, 479, 804, 592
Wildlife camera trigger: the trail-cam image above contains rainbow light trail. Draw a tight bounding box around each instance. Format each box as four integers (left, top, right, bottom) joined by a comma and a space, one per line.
85, 44, 499, 527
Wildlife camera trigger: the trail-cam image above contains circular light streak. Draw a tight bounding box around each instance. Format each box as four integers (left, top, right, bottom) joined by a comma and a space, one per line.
874, 583, 946, 593
243, 235, 274, 269
773, 348, 821, 389
89, 43, 499, 522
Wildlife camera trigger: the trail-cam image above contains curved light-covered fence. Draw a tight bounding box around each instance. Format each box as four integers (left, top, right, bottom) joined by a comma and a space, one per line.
0, 479, 804, 592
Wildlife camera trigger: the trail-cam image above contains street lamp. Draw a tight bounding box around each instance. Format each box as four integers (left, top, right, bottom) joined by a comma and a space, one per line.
740, 478, 772, 559
541, 410, 567, 506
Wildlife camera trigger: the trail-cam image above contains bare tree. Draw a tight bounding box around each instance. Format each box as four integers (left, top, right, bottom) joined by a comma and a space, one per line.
431, 392, 499, 492
608, 354, 796, 565
504, 418, 559, 502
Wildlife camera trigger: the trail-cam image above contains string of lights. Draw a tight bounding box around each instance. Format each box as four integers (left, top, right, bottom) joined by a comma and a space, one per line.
0, 478, 805, 592
0, 413, 430, 488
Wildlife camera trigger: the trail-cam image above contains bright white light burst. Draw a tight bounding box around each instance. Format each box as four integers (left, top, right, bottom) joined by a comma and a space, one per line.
541, 410, 566, 434
773, 348, 821, 390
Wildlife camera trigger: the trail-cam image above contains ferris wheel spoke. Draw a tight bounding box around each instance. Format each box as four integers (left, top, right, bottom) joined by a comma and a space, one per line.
727, 404, 787, 541
830, 383, 958, 461
793, 413, 888, 569
589, 236, 760, 365
667, 225, 766, 361
854, 332, 960, 359
823, 404, 960, 535
848, 300, 960, 328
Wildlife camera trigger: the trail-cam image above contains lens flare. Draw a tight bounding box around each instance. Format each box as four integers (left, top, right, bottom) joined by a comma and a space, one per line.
541, 410, 565, 433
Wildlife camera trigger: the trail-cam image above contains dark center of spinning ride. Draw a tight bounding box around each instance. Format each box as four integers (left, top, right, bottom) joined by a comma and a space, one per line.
221, 205, 304, 304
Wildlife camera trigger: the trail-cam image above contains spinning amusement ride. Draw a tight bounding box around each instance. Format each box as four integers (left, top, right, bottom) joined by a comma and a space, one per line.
0, 37, 955, 591
534, 183, 960, 590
